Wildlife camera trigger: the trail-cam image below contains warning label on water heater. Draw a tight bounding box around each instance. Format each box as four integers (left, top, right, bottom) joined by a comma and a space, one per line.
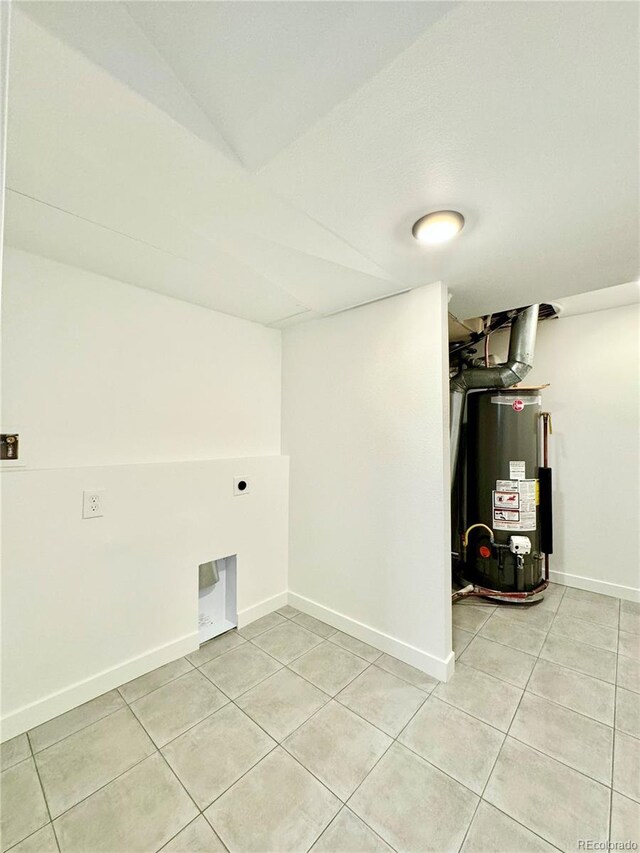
493, 479, 537, 531
509, 461, 526, 480
494, 491, 520, 509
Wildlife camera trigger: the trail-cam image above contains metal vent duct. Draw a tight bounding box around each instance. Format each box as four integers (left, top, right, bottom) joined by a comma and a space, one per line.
449, 304, 540, 480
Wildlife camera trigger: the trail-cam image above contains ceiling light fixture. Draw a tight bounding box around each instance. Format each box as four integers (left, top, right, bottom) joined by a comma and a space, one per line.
412, 210, 465, 245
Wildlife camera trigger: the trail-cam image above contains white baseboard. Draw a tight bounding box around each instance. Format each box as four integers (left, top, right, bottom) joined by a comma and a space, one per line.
550, 570, 640, 603
1, 632, 198, 741
288, 592, 454, 682
2, 591, 289, 741
237, 590, 288, 629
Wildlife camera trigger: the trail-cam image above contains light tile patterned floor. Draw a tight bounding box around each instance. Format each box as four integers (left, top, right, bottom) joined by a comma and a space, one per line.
1, 585, 639, 852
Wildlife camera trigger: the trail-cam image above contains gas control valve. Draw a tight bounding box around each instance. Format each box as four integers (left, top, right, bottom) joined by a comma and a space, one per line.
509, 536, 532, 555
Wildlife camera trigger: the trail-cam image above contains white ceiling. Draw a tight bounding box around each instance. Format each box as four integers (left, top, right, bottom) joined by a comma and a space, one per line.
5, 1, 639, 326
553, 280, 639, 318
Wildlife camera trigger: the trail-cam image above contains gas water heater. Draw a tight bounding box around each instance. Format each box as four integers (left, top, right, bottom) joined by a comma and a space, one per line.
462, 388, 550, 599
450, 305, 553, 604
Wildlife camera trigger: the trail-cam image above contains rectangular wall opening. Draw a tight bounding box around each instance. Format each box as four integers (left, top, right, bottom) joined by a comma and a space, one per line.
198, 555, 237, 645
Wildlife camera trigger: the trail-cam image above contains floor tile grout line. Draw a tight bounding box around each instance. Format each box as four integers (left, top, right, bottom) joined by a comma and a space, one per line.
463, 719, 553, 852
290, 611, 339, 637
14, 691, 211, 847
311, 805, 400, 853
554, 603, 621, 632
25, 719, 61, 853
26, 697, 126, 757
336, 677, 441, 847
549, 595, 620, 638
44, 749, 159, 825
249, 626, 326, 666
530, 651, 623, 690
342, 805, 401, 853
484, 606, 548, 764
185, 644, 247, 669
278, 735, 352, 803
286, 639, 369, 682
613, 712, 640, 740
127, 634, 391, 760
609, 597, 621, 841
325, 633, 383, 664
392, 711, 494, 800
127, 668, 216, 712
280, 658, 438, 850
331, 682, 430, 743
617, 614, 640, 653
43, 726, 242, 853
525, 682, 615, 729
505, 730, 614, 790
615, 672, 640, 697
196, 651, 285, 703
154, 744, 215, 827
129, 690, 230, 752
475, 599, 563, 851
455, 645, 537, 691
460, 630, 619, 690
282, 659, 373, 715
546, 625, 619, 655
281, 608, 385, 663
549, 604, 621, 629
286, 647, 438, 703
536, 646, 618, 686
156, 814, 229, 853
159, 708, 284, 822
32, 705, 153, 776
195, 741, 346, 853
196, 739, 281, 815
239, 610, 293, 641
340, 737, 398, 840
474, 625, 547, 657
117, 658, 196, 704
476, 801, 564, 852
233, 685, 333, 749
525, 596, 618, 731
430, 691, 517, 737
426, 690, 512, 738
3, 824, 59, 853
278, 739, 352, 808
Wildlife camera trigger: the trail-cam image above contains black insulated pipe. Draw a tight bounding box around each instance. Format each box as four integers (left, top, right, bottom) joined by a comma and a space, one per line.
539, 467, 553, 555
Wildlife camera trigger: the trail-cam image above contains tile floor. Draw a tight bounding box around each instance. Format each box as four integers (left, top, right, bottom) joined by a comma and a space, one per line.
1, 586, 639, 852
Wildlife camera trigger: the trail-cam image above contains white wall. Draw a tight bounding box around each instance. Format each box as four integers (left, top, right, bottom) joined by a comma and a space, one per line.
282, 284, 452, 681
1, 250, 288, 738
2, 249, 281, 468
491, 303, 640, 600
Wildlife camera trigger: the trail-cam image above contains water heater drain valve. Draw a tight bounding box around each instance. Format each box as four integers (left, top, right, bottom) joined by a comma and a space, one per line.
509, 536, 532, 555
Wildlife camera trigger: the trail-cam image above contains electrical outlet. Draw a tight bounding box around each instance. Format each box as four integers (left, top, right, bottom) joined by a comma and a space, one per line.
83, 490, 105, 518
233, 476, 249, 496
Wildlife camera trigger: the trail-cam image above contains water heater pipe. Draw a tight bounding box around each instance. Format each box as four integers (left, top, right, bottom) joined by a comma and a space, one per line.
449, 305, 540, 481
541, 411, 553, 581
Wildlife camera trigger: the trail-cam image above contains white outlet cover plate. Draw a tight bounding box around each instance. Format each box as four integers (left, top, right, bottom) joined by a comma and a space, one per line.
83, 489, 105, 518
233, 476, 249, 496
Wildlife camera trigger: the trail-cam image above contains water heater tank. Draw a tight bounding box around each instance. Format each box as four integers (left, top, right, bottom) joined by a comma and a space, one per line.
464, 388, 545, 594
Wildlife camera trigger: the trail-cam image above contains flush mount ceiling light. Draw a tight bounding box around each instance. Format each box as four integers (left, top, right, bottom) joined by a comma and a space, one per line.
412, 210, 465, 245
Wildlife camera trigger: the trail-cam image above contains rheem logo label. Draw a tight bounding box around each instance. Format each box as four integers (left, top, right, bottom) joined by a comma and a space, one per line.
512, 399, 525, 412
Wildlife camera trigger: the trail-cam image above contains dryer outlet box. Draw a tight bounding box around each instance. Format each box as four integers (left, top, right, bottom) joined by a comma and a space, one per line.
233, 476, 249, 496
